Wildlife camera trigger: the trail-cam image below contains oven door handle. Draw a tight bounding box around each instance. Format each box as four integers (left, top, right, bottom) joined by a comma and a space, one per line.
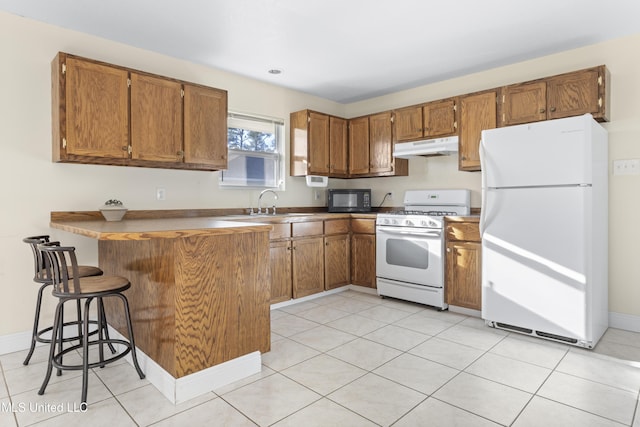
376, 226, 441, 238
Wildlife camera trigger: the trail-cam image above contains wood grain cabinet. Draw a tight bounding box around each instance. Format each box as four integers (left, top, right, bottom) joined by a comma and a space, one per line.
350, 218, 376, 288
290, 110, 348, 177
348, 112, 408, 177
393, 98, 458, 142
445, 218, 482, 310
458, 89, 498, 171
269, 223, 293, 304
500, 65, 610, 126
52, 52, 228, 171
292, 221, 325, 298
324, 219, 351, 290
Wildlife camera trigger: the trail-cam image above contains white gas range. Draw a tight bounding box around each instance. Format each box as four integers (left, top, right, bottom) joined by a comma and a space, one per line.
376, 189, 471, 309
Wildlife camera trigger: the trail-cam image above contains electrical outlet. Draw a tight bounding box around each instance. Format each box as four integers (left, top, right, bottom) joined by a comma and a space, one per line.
314, 189, 321, 201
156, 187, 166, 200
387, 192, 393, 200
613, 159, 640, 175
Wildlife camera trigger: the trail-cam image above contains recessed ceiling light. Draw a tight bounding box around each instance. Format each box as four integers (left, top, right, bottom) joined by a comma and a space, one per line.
268, 68, 283, 75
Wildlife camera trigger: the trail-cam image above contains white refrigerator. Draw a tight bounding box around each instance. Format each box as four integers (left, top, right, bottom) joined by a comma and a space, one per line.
479, 114, 608, 348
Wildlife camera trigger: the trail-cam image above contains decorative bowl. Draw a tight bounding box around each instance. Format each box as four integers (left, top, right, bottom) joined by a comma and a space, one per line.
100, 199, 128, 221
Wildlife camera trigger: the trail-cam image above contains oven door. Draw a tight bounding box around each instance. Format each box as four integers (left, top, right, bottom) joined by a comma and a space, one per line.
376, 225, 443, 287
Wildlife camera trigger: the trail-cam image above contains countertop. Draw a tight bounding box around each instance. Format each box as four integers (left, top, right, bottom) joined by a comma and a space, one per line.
49, 212, 379, 241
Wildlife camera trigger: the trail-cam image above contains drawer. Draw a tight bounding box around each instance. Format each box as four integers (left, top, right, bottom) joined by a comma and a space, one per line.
292, 221, 323, 237
351, 218, 375, 234
446, 222, 481, 242
270, 223, 291, 240
324, 219, 350, 235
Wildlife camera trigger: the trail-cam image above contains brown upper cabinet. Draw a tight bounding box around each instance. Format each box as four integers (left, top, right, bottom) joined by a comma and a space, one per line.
500, 65, 610, 126
348, 112, 408, 177
290, 110, 348, 177
393, 98, 458, 142
51, 52, 228, 171
458, 89, 498, 171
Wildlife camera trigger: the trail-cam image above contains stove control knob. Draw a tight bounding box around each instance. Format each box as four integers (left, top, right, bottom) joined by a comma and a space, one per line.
429, 220, 438, 227
420, 220, 428, 226
405, 220, 414, 226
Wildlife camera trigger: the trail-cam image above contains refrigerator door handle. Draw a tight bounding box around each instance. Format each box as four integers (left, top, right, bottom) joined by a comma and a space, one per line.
479, 138, 487, 236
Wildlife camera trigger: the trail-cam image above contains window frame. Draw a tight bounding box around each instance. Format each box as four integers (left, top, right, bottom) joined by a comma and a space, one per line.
219, 111, 285, 190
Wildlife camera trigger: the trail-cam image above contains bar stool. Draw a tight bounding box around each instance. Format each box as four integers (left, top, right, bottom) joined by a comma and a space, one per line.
37, 242, 145, 407
22, 236, 112, 366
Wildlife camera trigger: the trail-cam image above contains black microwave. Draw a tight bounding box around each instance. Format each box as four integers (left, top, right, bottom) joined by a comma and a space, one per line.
327, 189, 372, 213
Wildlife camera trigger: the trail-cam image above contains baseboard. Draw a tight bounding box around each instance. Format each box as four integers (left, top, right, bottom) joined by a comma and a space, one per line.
609, 311, 640, 333
448, 305, 482, 318
106, 326, 261, 404
270, 285, 379, 310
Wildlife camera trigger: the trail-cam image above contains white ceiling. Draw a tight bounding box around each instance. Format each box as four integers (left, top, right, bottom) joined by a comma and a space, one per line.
2, 0, 639, 103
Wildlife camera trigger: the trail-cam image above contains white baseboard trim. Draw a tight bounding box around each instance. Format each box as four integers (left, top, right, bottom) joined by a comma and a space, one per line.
106, 326, 262, 404
609, 311, 640, 333
270, 285, 379, 310
0, 330, 37, 356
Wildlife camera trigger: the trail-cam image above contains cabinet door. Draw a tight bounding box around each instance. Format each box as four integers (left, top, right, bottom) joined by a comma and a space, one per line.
369, 112, 393, 174
424, 98, 457, 137
348, 116, 370, 175
329, 116, 348, 176
501, 81, 547, 126
308, 112, 330, 175
446, 241, 482, 310
351, 233, 376, 288
130, 73, 183, 162
183, 84, 228, 169
292, 237, 325, 298
325, 234, 351, 290
547, 68, 601, 120
459, 90, 497, 171
393, 106, 423, 142
64, 57, 129, 159
270, 240, 292, 304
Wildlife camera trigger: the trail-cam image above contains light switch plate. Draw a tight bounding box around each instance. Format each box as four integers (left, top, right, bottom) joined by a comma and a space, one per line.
613, 159, 640, 175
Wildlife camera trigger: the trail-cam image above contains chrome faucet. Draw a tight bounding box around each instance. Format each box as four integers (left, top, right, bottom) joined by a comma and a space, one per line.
257, 189, 278, 215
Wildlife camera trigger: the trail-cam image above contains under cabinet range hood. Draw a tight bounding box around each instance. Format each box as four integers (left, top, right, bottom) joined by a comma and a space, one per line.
393, 136, 459, 158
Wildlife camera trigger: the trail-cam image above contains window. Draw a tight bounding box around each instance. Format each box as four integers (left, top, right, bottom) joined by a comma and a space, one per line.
220, 112, 285, 189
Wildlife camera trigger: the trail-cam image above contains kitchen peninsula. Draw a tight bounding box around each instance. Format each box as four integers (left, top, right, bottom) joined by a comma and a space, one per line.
49, 212, 272, 403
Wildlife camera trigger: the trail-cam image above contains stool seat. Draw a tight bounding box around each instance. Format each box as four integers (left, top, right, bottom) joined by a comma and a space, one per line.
35, 265, 103, 283
52, 275, 130, 296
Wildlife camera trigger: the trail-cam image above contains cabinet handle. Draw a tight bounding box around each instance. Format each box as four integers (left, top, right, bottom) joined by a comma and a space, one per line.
550, 107, 556, 112
446, 247, 451, 253
177, 150, 184, 158
122, 146, 128, 151
539, 108, 546, 113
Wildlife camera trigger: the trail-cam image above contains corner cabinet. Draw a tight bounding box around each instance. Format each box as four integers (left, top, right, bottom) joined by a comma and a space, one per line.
52, 52, 228, 171
348, 112, 408, 177
290, 110, 348, 178
500, 65, 610, 126
445, 217, 482, 311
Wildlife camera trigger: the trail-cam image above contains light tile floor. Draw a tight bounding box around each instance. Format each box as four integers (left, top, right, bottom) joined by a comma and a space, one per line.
2, 289, 640, 426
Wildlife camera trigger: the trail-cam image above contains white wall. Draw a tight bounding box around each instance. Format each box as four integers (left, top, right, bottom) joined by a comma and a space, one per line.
1, 10, 639, 338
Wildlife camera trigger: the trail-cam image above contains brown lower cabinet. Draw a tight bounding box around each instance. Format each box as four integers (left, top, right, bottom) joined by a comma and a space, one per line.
325, 219, 351, 290
350, 218, 376, 288
269, 216, 376, 304
445, 217, 482, 310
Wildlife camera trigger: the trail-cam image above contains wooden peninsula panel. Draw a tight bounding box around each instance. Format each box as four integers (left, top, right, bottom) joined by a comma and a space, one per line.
52, 216, 271, 378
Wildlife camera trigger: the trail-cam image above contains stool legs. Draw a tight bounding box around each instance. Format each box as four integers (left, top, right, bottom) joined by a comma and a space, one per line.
23, 283, 49, 365
115, 293, 145, 380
